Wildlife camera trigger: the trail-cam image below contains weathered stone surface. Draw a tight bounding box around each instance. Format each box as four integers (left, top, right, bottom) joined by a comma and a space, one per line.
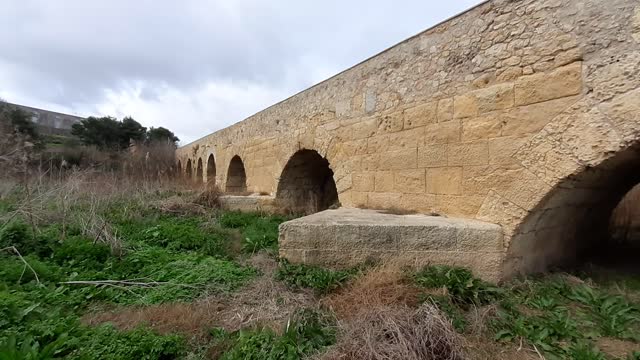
404, 102, 437, 129
514, 62, 582, 106
178, 0, 640, 280
426, 167, 462, 195
279, 208, 503, 281
219, 195, 277, 213
394, 169, 426, 193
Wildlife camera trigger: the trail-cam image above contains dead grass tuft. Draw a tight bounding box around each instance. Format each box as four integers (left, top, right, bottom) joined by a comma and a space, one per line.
596, 337, 640, 359
155, 195, 206, 216
83, 301, 224, 341
194, 185, 222, 209
323, 261, 422, 320
83, 254, 317, 339
321, 303, 466, 360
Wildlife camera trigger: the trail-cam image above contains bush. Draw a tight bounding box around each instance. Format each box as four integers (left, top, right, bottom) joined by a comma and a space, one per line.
0, 222, 36, 254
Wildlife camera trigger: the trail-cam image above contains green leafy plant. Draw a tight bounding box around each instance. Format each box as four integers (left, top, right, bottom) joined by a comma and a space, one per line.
219, 309, 335, 360
0, 334, 68, 360
414, 265, 501, 306
276, 260, 355, 294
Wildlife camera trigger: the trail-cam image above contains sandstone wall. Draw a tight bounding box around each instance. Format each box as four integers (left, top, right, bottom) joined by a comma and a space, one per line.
177, 0, 640, 278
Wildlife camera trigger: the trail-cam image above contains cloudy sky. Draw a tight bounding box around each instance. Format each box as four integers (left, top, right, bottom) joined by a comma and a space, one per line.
0, 0, 482, 145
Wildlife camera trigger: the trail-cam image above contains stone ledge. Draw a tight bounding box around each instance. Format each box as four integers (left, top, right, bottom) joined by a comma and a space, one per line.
218, 195, 276, 212
278, 208, 504, 281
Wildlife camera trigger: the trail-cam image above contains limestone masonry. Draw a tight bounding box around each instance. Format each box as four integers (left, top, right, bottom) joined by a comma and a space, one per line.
178, 0, 640, 280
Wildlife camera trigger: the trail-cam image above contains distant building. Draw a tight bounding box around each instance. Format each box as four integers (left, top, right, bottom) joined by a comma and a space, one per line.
9, 102, 84, 136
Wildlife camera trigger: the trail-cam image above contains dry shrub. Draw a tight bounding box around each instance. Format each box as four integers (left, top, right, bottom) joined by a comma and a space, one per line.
323, 262, 422, 320
83, 301, 224, 341
84, 254, 317, 339
322, 304, 466, 360
155, 195, 206, 216
194, 185, 222, 209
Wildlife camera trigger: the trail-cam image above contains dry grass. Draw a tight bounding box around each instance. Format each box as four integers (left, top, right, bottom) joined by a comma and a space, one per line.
83, 254, 317, 340
83, 300, 224, 341
596, 337, 640, 359
320, 304, 466, 360
194, 185, 222, 209
323, 262, 422, 320
154, 195, 206, 216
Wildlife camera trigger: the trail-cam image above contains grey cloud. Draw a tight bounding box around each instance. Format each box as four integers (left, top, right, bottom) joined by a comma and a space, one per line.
0, 0, 482, 134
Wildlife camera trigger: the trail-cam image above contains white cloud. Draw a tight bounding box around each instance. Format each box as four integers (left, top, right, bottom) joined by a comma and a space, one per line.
0, 0, 484, 143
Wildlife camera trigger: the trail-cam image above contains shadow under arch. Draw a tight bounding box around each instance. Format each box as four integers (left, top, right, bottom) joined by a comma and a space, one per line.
276, 149, 338, 214
207, 154, 216, 186
505, 144, 640, 278
177, 160, 182, 176
186, 159, 193, 179
226, 155, 247, 193
196, 158, 204, 183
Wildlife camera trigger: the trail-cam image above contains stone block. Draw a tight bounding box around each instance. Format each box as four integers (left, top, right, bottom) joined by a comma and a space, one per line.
424, 120, 462, 145
278, 209, 504, 281
426, 167, 462, 195
404, 102, 437, 129
448, 142, 489, 166
368, 192, 402, 209
474, 83, 515, 113
400, 193, 436, 212
437, 98, 454, 122
378, 148, 417, 170
454, 93, 479, 119
352, 172, 375, 192
377, 111, 404, 133
488, 136, 528, 165
462, 116, 503, 142
394, 169, 426, 193
375, 171, 394, 192
418, 144, 448, 168
515, 62, 582, 105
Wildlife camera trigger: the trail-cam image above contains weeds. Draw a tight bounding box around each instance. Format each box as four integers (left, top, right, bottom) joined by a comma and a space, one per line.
276, 260, 356, 294
414, 265, 502, 306
217, 308, 335, 360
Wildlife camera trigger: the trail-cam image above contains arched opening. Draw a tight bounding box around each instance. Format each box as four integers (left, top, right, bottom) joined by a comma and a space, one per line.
196, 158, 204, 183
505, 145, 640, 278
276, 149, 339, 214
206, 154, 216, 187
177, 160, 182, 177
226, 155, 247, 194
186, 159, 193, 179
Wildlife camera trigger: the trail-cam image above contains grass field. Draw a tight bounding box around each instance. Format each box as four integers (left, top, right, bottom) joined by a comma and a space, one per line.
1, 174, 639, 359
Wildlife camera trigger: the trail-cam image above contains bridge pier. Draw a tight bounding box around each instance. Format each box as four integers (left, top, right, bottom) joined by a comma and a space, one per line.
278, 208, 504, 282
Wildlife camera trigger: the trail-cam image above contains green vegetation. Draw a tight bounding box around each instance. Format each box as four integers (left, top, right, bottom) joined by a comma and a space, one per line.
415, 266, 640, 359
219, 211, 288, 253
216, 309, 336, 360
0, 188, 285, 359
2, 177, 639, 359
275, 260, 357, 294
71, 116, 179, 150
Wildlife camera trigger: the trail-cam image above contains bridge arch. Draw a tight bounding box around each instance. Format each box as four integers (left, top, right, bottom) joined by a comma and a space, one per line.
206, 154, 216, 186
505, 144, 640, 277
186, 159, 193, 179
226, 155, 247, 193
276, 149, 338, 214
196, 158, 204, 183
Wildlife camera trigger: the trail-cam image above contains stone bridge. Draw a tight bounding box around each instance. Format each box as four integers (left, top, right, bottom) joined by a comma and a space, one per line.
177, 0, 640, 280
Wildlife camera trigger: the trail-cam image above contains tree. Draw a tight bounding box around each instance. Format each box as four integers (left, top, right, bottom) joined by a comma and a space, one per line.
71, 116, 121, 150
147, 127, 179, 146
119, 117, 147, 148
0, 101, 39, 140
